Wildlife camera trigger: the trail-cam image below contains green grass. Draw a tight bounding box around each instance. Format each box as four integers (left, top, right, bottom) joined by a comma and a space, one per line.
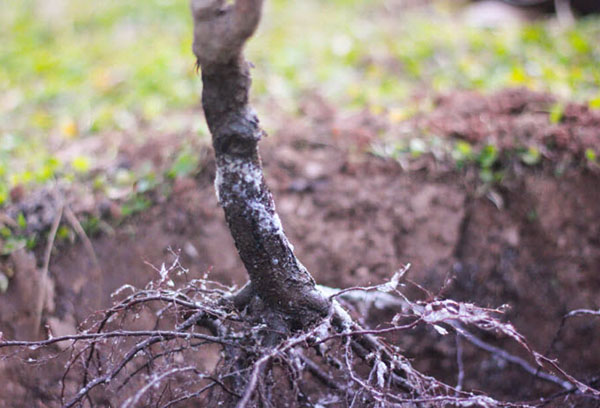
1, 0, 600, 206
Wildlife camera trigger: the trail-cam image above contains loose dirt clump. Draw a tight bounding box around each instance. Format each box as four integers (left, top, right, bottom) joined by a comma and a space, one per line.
0, 88, 599, 405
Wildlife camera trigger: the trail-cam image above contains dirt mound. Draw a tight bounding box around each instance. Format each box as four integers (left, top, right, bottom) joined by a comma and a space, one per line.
423, 88, 600, 159
1, 88, 599, 406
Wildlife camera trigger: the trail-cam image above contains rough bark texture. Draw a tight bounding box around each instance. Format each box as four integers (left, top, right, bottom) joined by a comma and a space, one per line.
191, 0, 329, 328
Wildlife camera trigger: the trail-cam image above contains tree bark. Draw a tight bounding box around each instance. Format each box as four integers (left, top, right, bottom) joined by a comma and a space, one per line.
191, 0, 329, 328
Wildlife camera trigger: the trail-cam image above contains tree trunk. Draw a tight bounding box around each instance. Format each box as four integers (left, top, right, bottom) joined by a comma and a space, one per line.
191, 0, 329, 329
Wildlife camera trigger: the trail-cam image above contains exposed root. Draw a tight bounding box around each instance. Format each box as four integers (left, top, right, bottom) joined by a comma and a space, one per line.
2, 260, 598, 407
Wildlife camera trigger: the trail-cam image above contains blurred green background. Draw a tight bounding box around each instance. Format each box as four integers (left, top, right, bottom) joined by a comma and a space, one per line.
1, 0, 599, 205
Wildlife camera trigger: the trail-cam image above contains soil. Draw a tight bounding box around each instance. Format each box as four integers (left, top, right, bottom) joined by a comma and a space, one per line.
1, 88, 599, 406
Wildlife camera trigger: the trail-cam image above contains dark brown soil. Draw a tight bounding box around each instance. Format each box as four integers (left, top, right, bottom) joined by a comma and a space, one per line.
1, 88, 599, 406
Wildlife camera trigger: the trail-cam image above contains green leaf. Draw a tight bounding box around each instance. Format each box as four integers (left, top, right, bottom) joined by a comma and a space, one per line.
0, 227, 11, 238
16, 212, 27, 229
585, 148, 597, 163
121, 195, 152, 217
549, 103, 564, 124
93, 174, 108, 191
167, 150, 199, 179
71, 156, 91, 174
81, 216, 100, 235
478, 145, 498, 169
26, 234, 37, 250
0, 184, 8, 206
520, 147, 541, 166
568, 31, 590, 54
57, 226, 71, 241
509, 66, 528, 85
1, 236, 27, 255
452, 141, 473, 162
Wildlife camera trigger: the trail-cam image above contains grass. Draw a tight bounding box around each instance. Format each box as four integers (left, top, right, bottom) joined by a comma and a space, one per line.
1, 0, 600, 207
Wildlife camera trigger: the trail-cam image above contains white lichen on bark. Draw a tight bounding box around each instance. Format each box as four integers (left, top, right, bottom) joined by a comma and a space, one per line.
215, 154, 284, 236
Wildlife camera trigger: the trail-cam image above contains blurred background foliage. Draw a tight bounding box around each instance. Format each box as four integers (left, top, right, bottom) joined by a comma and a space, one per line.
0, 0, 599, 205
